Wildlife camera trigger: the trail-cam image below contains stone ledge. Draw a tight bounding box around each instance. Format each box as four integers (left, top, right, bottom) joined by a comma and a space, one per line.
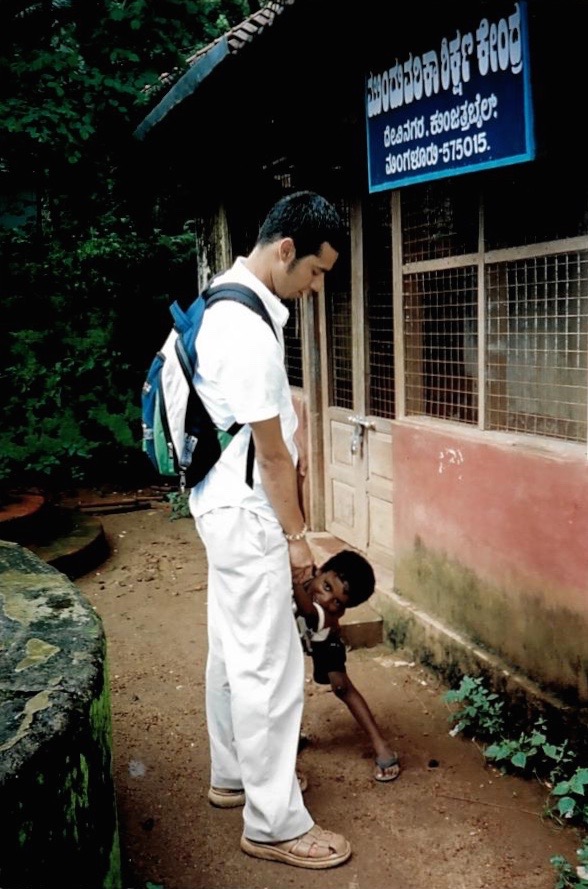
373, 584, 588, 751
0, 540, 122, 889
339, 599, 383, 649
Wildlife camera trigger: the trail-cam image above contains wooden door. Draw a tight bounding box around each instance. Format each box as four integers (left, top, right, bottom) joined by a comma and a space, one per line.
320, 195, 395, 569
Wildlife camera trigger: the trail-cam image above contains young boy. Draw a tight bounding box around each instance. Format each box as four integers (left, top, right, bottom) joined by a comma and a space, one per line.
293, 549, 401, 782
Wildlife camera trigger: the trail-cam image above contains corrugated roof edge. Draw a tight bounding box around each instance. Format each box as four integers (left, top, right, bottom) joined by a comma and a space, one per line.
187, 1, 292, 64
133, 1, 296, 142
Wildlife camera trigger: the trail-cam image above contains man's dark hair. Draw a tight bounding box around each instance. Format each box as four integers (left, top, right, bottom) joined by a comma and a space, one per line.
320, 549, 375, 607
256, 190, 345, 258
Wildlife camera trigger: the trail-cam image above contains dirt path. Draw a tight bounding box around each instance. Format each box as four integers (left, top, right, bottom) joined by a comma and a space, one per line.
74, 495, 582, 889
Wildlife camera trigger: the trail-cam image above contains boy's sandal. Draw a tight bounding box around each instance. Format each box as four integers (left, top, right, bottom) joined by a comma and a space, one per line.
240, 824, 351, 869
374, 753, 401, 782
209, 771, 307, 808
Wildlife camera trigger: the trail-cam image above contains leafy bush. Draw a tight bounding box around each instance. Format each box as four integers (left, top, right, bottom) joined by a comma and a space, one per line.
0, 218, 196, 490
444, 674, 505, 737
0, 1, 258, 491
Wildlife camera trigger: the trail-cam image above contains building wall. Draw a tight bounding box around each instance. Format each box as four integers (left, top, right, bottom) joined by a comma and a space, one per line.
168, 0, 588, 720
391, 421, 588, 704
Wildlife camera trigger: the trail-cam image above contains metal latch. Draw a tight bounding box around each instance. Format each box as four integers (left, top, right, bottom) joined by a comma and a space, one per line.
348, 415, 375, 456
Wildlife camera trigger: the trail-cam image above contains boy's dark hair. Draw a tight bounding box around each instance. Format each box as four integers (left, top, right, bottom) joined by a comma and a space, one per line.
256, 190, 345, 258
320, 549, 375, 607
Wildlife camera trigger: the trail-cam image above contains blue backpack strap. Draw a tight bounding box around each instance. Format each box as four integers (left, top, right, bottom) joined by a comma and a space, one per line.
203, 283, 278, 488
169, 295, 204, 332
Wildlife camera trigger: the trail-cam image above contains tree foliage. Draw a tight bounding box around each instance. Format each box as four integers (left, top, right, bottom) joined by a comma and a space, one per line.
0, 0, 259, 491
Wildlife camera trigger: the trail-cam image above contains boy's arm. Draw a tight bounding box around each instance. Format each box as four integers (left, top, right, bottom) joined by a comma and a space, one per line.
292, 583, 340, 633
292, 579, 319, 629
328, 670, 394, 763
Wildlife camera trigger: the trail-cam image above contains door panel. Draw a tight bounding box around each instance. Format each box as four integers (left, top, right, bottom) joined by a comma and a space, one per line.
324, 408, 367, 547
321, 195, 395, 566
365, 418, 394, 567
331, 418, 356, 466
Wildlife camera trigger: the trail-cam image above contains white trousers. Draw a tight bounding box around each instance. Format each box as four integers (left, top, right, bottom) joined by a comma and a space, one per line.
196, 507, 314, 842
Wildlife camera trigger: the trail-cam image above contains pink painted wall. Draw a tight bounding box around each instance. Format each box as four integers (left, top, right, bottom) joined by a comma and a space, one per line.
393, 423, 588, 609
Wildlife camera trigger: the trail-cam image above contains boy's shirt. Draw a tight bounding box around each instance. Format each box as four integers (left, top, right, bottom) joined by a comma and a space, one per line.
294, 603, 347, 683
296, 600, 330, 646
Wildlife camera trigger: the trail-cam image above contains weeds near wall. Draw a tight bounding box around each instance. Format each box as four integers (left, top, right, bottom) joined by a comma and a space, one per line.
485, 717, 574, 784
551, 839, 588, 888
444, 675, 505, 737
443, 675, 588, 887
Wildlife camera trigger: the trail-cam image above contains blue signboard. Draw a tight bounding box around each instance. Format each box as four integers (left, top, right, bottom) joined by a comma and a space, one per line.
365, 1, 535, 192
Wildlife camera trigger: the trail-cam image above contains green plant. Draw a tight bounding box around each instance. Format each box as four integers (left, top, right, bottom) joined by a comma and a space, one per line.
0, 1, 259, 489
485, 718, 574, 780
549, 768, 588, 824
166, 490, 191, 520
551, 836, 588, 888
443, 673, 588, 856
443, 675, 505, 738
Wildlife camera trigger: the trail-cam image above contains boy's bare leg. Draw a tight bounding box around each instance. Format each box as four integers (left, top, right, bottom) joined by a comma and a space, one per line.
328, 670, 401, 782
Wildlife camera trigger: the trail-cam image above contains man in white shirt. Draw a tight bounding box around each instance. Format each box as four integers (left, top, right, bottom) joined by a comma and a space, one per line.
190, 191, 351, 869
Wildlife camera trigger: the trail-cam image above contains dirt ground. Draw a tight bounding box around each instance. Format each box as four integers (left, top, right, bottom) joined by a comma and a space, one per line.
72, 491, 584, 889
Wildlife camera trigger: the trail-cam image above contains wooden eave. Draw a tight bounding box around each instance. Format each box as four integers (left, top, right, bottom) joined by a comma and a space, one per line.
133, 0, 297, 142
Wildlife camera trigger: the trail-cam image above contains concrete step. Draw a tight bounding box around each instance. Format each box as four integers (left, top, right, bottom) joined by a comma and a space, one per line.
26, 508, 108, 581
0, 493, 107, 580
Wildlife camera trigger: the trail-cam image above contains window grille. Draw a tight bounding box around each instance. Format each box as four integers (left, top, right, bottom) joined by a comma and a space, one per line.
404, 267, 478, 424
284, 299, 303, 387
326, 287, 353, 409
400, 176, 588, 445
402, 179, 478, 263
365, 193, 395, 418
486, 253, 588, 442
326, 198, 353, 409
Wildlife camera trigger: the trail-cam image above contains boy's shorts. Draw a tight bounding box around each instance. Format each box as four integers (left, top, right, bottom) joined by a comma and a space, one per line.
309, 635, 347, 684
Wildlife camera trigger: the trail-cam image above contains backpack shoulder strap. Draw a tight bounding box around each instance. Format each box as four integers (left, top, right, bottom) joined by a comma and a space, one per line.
169, 296, 203, 333
202, 282, 278, 489
204, 283, 277, 340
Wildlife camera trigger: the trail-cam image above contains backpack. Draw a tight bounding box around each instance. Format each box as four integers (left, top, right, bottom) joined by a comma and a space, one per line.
141, 282, 276, 493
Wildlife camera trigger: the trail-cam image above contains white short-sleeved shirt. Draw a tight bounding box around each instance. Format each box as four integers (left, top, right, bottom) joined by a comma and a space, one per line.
188, 258, 299, 521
